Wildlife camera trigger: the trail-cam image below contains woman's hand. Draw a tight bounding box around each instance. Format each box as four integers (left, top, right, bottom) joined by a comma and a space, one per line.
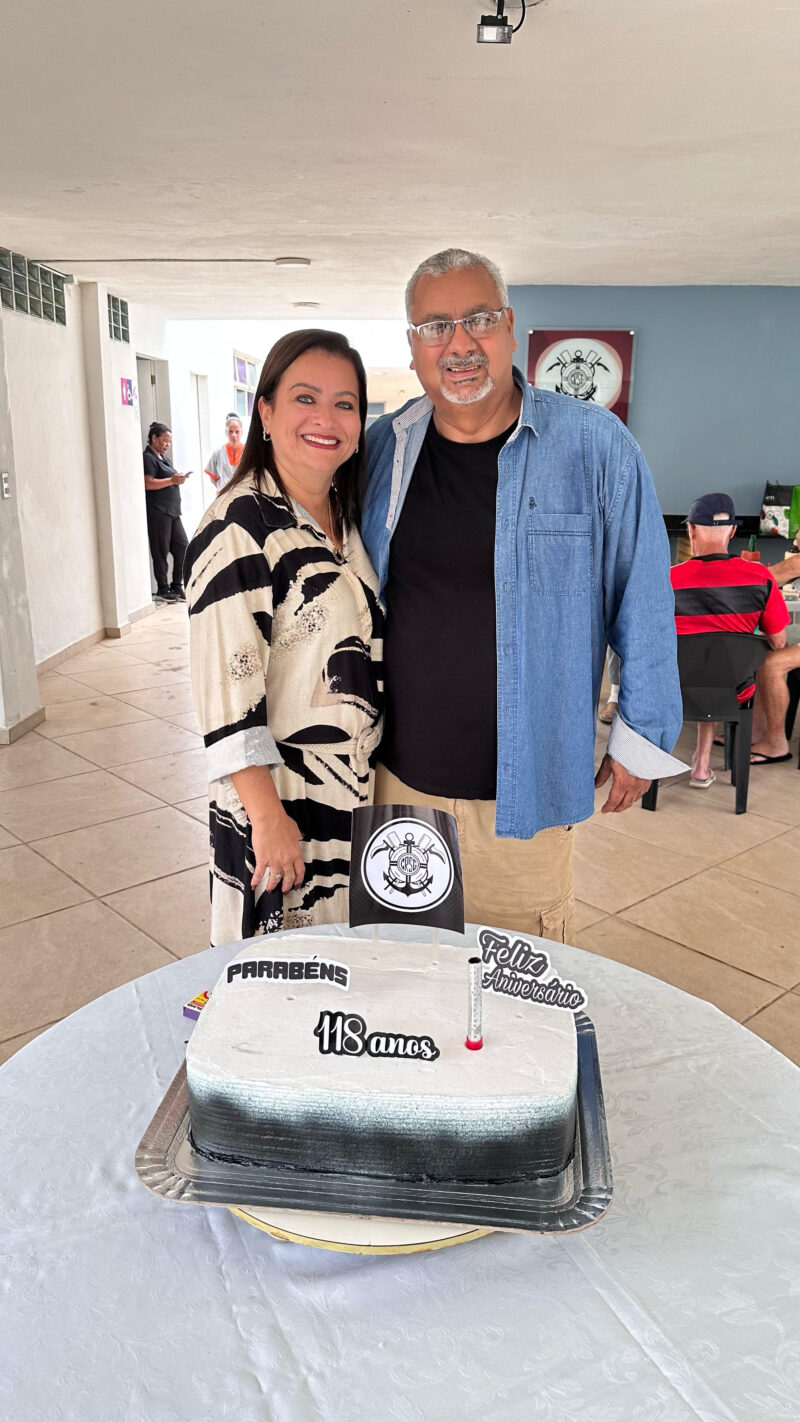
250, 810, 305, 893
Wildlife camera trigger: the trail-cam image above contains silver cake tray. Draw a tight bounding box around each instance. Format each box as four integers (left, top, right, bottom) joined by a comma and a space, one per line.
135, 1012, 612, 1235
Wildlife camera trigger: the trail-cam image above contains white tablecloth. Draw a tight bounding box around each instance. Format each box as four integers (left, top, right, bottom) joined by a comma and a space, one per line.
2, 924, 799, 1422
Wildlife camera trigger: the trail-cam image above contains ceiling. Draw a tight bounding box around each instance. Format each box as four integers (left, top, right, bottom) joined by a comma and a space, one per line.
2, 0, 799, 317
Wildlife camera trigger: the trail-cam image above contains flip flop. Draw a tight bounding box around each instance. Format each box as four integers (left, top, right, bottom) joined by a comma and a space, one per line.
598, 703, 617, 724
712, 736, 726, 747
750, 752, 792, 765
689, 773, 715, 789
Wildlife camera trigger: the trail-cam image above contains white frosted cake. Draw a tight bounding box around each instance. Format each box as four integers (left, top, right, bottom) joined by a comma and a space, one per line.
186, 936, 579, 1184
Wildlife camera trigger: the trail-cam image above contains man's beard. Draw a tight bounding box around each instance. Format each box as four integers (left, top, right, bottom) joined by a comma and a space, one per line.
437, 353, 494, 405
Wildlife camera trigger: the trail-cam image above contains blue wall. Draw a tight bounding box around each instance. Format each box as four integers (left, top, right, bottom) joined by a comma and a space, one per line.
507, 285, 800, 517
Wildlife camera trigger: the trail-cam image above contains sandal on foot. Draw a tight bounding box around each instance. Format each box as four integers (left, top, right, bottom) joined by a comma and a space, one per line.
689, 773, 716, 789
750, 752, 792, 765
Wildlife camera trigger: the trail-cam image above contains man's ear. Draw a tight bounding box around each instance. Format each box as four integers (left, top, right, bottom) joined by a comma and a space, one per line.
506, 304, 517, 355
407, 329, 415, 372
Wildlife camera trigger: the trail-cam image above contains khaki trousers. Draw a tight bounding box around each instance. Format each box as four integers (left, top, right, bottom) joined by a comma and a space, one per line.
374, 764, 575, 944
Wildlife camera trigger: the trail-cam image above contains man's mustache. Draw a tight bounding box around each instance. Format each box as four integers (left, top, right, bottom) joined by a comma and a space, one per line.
437, 352, 490, 373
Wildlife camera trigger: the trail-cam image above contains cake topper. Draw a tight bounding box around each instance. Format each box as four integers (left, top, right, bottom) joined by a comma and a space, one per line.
349, 804, 465, 934
478, 928, 587, 1011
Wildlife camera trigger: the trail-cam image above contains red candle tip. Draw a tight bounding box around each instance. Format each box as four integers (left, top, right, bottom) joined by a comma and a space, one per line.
464, 1037, 483, 1051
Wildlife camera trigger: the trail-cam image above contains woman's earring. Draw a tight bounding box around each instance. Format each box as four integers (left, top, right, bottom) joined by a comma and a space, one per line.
262, 426, 271, 443
354, 442, 359, 455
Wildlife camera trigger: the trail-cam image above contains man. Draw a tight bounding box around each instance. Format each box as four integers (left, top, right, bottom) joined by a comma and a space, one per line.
750, 535, 800, 764
670, 492, 790, 786
362, 248, 685, 941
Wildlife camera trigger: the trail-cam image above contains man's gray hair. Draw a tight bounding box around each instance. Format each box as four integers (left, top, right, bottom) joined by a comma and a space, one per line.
405, 248, 508, 318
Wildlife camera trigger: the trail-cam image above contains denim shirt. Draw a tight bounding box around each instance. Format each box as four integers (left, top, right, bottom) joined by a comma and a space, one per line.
362, 369, 686, 839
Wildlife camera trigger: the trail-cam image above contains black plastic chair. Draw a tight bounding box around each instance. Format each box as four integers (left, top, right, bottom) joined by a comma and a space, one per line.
786, 665, 800, 769
642, 632, 769, 815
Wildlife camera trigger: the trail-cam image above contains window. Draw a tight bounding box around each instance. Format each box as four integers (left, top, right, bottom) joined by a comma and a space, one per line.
0, 249, 66, 324
366, 401, 386, 430
233, 351, 258, 418
107, 293, 130, 342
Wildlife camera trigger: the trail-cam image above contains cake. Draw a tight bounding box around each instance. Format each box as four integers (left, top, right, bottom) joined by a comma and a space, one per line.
186, 936, 579, 1185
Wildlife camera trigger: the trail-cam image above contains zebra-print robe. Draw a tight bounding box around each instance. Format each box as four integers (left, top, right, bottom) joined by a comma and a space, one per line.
184, 476, 384, 945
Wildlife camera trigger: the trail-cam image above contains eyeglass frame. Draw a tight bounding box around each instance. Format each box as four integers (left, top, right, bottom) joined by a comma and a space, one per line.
406, 307, 510, 346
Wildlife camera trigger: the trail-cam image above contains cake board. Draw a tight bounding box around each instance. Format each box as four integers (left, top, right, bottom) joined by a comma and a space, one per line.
135, 1013, 612, 1245
229, 1206, 492, 1254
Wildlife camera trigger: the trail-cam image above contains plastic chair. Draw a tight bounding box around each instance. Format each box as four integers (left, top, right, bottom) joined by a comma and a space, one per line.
786, 665, 800, 769
642, 632, 769, 815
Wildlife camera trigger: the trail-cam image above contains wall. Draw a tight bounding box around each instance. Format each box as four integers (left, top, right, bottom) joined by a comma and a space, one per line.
106, 304, 160, 618
0, 306, 42, 736
507, 286, 800, 517
3, 285, 103, 663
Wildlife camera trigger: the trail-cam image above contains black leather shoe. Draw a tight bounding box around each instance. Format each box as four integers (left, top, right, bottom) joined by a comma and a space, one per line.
171, 586, 187, 602
156, 589, 178, 602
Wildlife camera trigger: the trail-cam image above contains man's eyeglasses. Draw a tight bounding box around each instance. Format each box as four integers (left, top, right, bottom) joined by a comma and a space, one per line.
407, 308, 508, 347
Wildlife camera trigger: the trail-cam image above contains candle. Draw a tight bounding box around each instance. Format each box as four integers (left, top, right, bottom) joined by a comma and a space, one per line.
465, 956, 483, 1050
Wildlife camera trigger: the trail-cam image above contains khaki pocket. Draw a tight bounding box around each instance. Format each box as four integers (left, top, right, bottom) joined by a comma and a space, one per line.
539, 898, 575, 945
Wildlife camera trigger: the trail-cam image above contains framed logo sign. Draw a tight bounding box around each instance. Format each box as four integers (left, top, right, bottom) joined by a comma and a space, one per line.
527, 329, 635, 426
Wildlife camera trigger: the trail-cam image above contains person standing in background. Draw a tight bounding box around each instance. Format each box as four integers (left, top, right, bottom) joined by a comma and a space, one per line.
142, 422, 191, 603
204, 413, 244, 493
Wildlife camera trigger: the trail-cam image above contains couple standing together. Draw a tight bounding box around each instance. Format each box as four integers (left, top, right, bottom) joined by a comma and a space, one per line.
185, 248, 684, 948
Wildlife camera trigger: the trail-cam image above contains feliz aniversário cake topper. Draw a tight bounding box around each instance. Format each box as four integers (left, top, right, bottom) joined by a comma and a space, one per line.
349, 804, 465, 935
478, 927, 588, 1011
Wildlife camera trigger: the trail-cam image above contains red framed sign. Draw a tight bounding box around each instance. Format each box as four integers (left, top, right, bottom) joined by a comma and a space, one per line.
527, 329, 635, 426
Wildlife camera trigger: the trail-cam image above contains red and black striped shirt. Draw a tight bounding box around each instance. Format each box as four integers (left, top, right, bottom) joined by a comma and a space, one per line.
670, 553, 789, 699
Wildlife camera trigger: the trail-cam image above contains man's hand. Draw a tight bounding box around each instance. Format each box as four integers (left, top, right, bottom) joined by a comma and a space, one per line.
595, 754, 651, 813
772, 551, 800, 588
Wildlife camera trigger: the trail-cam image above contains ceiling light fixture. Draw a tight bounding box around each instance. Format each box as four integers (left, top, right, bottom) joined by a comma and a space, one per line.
293, 300, 321, 308
476, 0, 527, 44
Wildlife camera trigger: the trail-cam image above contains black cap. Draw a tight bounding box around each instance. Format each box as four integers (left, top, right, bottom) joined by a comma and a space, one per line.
684, 492, 742, 527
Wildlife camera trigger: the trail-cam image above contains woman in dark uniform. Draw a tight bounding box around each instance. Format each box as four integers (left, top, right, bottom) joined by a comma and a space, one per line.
142, 422, 191, 602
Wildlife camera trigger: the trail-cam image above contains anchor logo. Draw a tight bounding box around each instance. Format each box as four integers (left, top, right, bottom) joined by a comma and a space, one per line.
360, 817, 455, 912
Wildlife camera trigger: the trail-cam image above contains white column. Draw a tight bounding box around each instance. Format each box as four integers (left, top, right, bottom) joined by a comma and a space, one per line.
0, 308, 45, 741
80, 283, 136, 635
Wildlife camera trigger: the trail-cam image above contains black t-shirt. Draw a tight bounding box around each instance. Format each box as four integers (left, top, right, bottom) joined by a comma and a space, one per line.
143, 447, 181, 515
382, 417, 516, 799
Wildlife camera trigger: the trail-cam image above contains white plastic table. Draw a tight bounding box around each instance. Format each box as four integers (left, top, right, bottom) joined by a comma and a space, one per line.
2, 923, 799, 1422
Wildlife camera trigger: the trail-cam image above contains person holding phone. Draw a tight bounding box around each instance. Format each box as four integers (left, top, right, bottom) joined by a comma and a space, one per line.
142, 421, 191, 602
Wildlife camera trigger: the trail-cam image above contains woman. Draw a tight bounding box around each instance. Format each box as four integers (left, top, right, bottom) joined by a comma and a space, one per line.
142, 422, 191, 602
204, 412, 244, 492
184, 330, 384, 945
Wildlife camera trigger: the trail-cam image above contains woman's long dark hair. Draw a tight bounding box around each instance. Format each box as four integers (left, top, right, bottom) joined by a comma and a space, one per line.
224, 330, 368, 531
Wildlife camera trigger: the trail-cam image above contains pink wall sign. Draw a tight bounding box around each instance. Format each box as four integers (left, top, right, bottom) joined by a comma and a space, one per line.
121, 378, 134, 406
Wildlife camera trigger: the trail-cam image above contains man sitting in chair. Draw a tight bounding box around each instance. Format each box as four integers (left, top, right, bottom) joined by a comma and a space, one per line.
670, 493, 789, 788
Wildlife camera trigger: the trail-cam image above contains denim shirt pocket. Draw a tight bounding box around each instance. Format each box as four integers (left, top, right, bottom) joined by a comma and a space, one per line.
527, 512, 592, 595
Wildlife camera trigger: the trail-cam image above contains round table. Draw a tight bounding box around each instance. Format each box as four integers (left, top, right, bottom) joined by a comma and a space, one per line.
2, 923, 799, 1421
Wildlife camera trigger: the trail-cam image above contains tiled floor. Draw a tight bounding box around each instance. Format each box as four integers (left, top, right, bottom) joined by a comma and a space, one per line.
1, 605, 799, 1067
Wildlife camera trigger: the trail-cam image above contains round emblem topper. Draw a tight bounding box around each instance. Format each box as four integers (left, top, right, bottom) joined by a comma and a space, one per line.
361, 817, 455, 913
